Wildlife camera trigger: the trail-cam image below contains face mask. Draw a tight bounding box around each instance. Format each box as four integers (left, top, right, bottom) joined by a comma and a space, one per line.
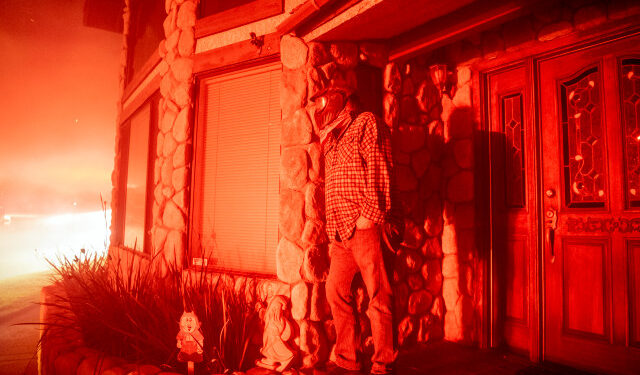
310, 91, 346, 131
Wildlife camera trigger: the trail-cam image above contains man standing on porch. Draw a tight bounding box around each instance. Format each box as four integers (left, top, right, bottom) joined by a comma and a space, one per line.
311, 83, 397, 375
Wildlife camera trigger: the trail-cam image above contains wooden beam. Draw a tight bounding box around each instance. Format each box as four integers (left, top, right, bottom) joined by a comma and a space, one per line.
389, 0, 534, 62
195, 0, 283, 39
193, 32, 280, 74
121, 73, 161, 123
472, 19, 640, 72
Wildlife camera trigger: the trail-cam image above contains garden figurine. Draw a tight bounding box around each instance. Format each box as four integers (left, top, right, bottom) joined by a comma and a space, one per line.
255, 295, 295, 372
177, 311, 204, 374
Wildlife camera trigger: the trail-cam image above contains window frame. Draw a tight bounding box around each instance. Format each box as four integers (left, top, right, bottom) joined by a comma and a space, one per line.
124, 0, 165, 87
116, 93, 160, 255
188, 57, 282, 278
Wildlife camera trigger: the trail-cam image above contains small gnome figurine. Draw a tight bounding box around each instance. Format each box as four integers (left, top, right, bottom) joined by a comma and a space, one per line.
177, 311, 204, 374
255, 296, 295, 372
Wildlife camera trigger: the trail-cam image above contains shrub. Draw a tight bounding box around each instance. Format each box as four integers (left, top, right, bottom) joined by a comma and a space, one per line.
43, 250, 264, 373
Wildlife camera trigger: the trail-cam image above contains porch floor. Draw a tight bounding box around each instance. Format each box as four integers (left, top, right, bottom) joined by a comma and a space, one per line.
394, 342, 596, 375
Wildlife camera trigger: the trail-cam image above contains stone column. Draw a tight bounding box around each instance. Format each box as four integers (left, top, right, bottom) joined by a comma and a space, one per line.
440, 66, 477, 343
278, 35, 390, 369
278, 35, 328, 370
150, 0, 198, 270
383, 61, 446, 346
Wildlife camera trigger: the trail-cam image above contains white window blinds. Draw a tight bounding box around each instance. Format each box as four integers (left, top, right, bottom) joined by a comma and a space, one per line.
192, 62, 281, 275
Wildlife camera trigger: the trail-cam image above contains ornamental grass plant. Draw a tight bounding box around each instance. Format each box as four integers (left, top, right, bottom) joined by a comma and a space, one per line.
41, 248, 264, 373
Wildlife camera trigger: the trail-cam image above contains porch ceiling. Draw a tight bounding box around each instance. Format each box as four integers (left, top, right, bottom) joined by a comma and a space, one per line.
306, 0, 476, 42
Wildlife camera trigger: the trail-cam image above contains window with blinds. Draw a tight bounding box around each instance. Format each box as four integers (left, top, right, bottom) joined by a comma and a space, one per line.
191, 62, 281, 275
122, 98, 157, 254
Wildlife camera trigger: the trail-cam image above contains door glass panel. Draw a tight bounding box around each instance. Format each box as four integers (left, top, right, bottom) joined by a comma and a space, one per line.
502, 93, 525, 208
560, 67, 606, 208
620, 58, 640, 208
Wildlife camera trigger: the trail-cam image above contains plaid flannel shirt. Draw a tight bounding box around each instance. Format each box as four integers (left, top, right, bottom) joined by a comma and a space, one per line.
323, 110, 394, 241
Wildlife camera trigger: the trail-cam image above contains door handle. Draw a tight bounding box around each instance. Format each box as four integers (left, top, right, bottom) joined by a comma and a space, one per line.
545, 208, 558, 263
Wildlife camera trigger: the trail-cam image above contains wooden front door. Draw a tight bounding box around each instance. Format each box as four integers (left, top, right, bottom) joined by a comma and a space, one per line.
539, 34, 640, 374
488, 65, 537, 355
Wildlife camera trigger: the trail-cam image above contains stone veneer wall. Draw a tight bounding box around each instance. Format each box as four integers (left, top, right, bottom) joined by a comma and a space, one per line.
439, 69, 478, 343
150, 0, 200, 269
108, 0, 198, 269
382, 60, 469, 344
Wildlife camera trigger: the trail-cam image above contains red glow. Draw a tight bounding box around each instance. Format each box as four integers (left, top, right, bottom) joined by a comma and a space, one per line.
0, 0, 120, 217
0, 0, 121, 280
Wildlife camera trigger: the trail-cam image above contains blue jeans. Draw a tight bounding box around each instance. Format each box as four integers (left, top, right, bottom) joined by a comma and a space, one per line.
326, 225, 396, 374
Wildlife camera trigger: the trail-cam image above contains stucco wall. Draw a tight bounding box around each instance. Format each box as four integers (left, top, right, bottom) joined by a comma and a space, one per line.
195, 0, 306, 54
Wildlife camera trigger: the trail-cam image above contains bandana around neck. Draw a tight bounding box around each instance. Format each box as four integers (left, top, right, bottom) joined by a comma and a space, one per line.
320, 107, 354, 145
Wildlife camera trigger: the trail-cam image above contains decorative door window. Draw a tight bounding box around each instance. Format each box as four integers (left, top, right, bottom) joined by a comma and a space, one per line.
502, 93, 526, 208
621, 58, 640, 208
559, 66, 607, 208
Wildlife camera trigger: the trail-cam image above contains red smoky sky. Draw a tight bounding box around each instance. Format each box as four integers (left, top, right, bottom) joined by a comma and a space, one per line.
0, 0, 122, 215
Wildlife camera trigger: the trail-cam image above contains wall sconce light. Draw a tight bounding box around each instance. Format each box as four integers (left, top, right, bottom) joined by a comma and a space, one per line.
429, 64, 450, 98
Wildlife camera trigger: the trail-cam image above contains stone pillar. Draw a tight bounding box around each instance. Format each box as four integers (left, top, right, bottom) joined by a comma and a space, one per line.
278, 35, 327, 370
150, 0, 198, 270
440, 66, 477, 343
383, 61, 446, 346
278, 35, 389, 369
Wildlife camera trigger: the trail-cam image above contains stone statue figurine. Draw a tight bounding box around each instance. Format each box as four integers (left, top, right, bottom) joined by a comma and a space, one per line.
255, 295, 295, 372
